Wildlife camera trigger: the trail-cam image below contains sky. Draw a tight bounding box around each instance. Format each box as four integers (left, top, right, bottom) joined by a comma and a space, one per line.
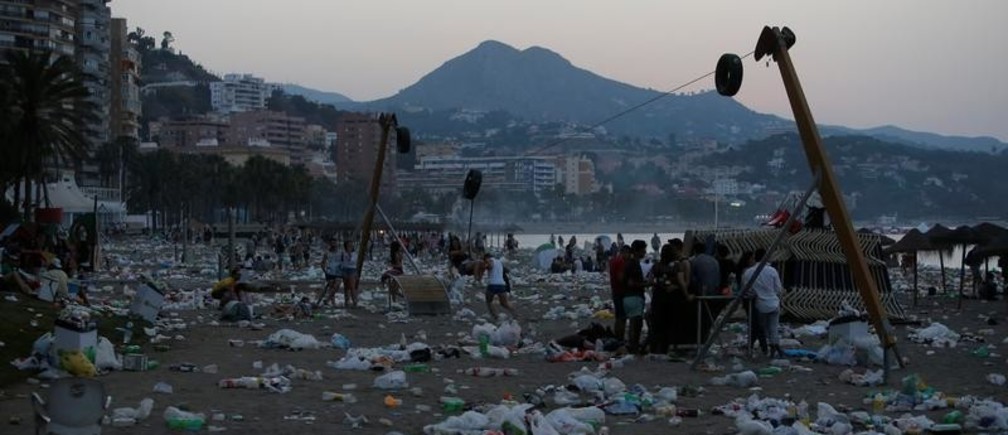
113, 0, 1008, 141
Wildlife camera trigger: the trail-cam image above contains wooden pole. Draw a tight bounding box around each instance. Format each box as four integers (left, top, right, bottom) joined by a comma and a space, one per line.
913, 252, 918, 306
355, 114, 395, 277
757, 26, 901, 368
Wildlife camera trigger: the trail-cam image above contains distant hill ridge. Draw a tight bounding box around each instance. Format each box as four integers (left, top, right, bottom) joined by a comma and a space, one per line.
142, 40, 1006, 152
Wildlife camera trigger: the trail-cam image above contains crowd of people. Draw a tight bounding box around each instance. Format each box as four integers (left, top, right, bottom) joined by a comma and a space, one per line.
604, 237, 785, 357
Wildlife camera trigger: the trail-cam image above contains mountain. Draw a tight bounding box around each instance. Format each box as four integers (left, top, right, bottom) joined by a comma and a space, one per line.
822, 125, 1005, 153
353, 40, 788, 143
279, 84, 353, 105
347, 40, 1006, 151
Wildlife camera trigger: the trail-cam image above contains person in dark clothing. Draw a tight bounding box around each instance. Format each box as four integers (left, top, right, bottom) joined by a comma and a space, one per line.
647, 244, 675, 354
716, 243, 736, 295
609, 245, 630, 341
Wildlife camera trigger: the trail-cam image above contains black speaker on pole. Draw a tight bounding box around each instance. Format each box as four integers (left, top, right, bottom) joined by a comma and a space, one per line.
395, 127, 411, 153
463, 169, 482, 200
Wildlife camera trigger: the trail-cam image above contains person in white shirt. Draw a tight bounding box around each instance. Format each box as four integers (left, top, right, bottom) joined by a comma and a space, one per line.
482, 253, 517, 321
741, 248, 784, 358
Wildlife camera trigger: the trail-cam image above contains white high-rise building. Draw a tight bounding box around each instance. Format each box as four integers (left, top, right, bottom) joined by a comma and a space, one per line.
210, 73, 272, 113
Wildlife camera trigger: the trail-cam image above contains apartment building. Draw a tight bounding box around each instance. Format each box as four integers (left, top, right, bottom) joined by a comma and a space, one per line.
109, 17, 140, 141
210, 73, 273, 113
228, 110, 307, 163
75, 0, 111, 148
335, 113, 397, 188
0, 0, 76, 56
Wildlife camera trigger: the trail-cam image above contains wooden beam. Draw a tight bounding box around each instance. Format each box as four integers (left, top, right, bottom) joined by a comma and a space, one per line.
758, 26, 898, 353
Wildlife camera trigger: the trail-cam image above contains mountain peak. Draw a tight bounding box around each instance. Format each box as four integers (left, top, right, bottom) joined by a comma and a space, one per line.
473, 40, 518, 54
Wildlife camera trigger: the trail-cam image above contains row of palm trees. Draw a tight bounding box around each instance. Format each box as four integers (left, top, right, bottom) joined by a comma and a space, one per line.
1, 50, 97, 221
0, 49, 338, 228
127, 150, 323, 230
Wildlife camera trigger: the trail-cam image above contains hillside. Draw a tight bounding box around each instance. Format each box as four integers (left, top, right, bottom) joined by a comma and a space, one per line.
351, 40, 786, 144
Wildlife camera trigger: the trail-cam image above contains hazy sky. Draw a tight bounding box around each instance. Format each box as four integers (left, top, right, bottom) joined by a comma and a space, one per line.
114, 0, 1008, 141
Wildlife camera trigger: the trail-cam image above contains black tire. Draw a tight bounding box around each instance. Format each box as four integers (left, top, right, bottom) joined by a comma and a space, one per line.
715, 53, 743, 97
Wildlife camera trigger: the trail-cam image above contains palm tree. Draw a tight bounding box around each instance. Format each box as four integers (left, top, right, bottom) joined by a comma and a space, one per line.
4, 50, 97, 220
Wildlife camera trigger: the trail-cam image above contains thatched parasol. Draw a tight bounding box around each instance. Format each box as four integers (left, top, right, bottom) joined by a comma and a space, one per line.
858, 227, 896, 246
976, 232, 1008, 258
884, 229, 932, 306
923, 224, 954, 296
930, 225, 987, 308
972, 222, 1008, 244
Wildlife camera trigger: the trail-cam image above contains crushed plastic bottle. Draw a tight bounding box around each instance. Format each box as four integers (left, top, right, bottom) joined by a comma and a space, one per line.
439, 396, 465, 412
164, 406, 205, 431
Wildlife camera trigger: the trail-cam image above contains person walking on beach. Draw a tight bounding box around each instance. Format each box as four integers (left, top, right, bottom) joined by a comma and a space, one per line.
339, 240, 359, 308
483, 253, 517, 321
651, 233, 661, 254
317, 239, 343, 306
742, 248, 784, 358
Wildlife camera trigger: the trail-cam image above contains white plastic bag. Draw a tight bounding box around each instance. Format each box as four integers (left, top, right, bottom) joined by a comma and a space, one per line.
572, 374, 603, 392
602, 377, 626, 396
545, 408, 594, 434
374, 370, 409, 390
529, 410, 561, 435
95, 337, 122, 370
492, 320, 522, 346
567, 406, 606, 429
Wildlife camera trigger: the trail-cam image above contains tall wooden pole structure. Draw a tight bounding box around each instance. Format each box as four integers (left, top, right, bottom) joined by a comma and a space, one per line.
755, 26, 902, 368
355, 114, 397, 276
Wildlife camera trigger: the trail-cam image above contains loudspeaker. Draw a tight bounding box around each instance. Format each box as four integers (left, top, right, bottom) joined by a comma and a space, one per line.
395, 127, 411, 153
463, 169, 482, 200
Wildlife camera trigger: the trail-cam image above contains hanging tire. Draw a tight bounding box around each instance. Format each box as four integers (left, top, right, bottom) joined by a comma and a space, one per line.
715, 53, 743, 97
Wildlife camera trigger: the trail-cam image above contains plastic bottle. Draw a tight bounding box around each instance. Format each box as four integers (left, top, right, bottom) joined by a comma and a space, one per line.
404, 363, 430, 373
321, 391, 358, 403
676, 408, 701, 417
942, 410, 964, 424
164, 407, 205, 431
758, 366, 783, 377
971, 346, 990, 358
478, 334, 490, 357
439, 396, 465, 412
167, 418, 205, 431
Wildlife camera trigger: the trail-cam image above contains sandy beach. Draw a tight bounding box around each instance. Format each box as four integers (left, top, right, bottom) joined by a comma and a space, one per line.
1, 239, 1006, 435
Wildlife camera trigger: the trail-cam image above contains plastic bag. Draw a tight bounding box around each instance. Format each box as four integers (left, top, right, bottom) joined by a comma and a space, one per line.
546, 408, 594, 434
374, 370, 409, 390
572, 374, 603, 392
330, 333, 351, 350
95, 337, 122, 370
567, 406, 605, 428
492, 320, 522, 347
602, 377, 626, 396
529, 410, 561, 435
260, 329, 320, 350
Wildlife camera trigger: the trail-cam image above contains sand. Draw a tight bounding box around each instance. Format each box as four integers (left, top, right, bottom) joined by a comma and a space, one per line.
1, 252, 1006, 435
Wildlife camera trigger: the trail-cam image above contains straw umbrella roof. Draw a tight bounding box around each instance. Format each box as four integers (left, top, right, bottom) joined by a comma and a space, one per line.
972, 222, 1008, 243
923, 224, 955, 249
884, 229, 932, 254
976, 233, 1008, 258
857, 228, 896, 246
932, 225, 986, 246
